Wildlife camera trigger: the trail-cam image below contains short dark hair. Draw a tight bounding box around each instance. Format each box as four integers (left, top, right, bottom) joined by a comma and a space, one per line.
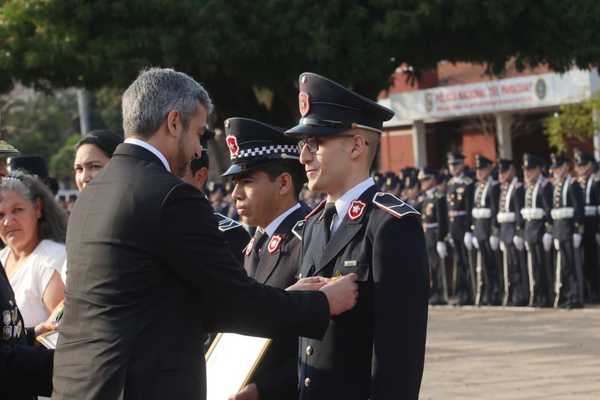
76, 130, 123, 158
258, 160, 307, 199
190, 151, 209, 174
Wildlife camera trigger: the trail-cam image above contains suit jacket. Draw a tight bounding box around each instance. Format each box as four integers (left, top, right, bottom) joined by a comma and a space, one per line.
0, 265, 53, 400
297, 185, 429, 400
214, 212, 250, 266
243, 205, 309, 400
53, 143, 329, 400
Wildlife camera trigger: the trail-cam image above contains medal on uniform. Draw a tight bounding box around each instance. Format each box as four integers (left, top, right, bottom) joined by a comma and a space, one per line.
267, 235, 283, 254
244, 237, 255, 257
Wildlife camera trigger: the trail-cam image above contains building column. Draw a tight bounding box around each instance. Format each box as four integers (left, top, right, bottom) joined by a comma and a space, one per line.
495, 113, 513, 159
412, 120, 427, 167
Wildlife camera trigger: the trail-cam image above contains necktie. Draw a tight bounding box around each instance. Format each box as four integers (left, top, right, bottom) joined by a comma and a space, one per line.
248, 231, 269, 278
322, 202, 337, 242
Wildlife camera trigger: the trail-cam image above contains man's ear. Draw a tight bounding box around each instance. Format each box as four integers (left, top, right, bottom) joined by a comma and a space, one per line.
166, 110, 181, 137
279, 172, 293, 196
349, 134, 368, 160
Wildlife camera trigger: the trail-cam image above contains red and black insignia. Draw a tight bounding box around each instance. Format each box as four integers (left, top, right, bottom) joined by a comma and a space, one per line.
348, 200, 367, 220
226, 135, 240, 158
299, 92, 310, 117
267, 235, 283, 254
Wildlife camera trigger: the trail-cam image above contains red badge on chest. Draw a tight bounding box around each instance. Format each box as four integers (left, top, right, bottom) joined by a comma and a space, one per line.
348, 200, 366, 220
268, 235, 283, 254
226, 135, 240, 158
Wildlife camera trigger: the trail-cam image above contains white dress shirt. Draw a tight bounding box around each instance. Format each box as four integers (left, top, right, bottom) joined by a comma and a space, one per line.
262, 203, 302, 238
124, 138, 171, 172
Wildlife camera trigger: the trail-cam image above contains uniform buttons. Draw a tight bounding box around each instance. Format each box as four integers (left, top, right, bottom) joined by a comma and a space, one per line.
304, 377, 312, 387
306, 345, 313, 356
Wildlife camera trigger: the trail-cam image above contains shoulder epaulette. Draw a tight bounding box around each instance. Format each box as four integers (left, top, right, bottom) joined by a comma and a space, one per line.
372, 192, 420, 219
292, 220, 305, 241
214, 212, 243, 232
304, 200, 326, 220
461, 176, 474, 185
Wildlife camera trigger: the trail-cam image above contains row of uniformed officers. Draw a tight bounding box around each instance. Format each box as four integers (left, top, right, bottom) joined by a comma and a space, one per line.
405, 150, 599, 309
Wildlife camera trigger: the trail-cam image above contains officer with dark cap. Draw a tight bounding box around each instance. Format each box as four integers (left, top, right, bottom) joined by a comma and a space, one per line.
218, 117, 310, 400
471, 154, 501, 305
418, 166, 448, 305
182, 130, 251, 267
520, 153, 554, 307
496, 159, 529, 306
403, 173, 421, 207
382, 171, 400, 195
0, 139, 20, 177
573, 149, 600, 303
445, 151, 476, 305
286, 72, 428, 400
549, 152, 584, 308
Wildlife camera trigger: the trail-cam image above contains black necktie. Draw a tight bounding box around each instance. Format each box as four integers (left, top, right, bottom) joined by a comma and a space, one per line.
248, 231, 269, 278
322, 202, 337, 243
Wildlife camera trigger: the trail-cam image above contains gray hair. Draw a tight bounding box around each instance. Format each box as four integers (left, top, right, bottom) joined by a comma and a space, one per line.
122, 67, 214, 138
0, 170, 67, 243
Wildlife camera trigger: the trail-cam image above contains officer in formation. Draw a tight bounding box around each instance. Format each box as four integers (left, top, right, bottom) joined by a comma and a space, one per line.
383, 149, 600, 309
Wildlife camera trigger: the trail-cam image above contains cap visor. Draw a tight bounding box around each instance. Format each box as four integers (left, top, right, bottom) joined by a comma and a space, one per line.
285, 123, 346, 138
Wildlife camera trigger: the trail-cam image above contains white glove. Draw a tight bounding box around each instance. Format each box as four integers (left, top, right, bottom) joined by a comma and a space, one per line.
554, 238, 560, 251
500, 241, 506, 252
573, 233, 582, 248
436, 241, 448, 259
543, 233, 553, 252
464, 232, 473, 251
472, 236, 479, 249
596, 233, 600, 246
489, 236, 500, 251
513, 236, 525, 251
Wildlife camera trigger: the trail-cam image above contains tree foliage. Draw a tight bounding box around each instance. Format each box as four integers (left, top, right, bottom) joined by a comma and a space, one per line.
543, 93, 600, 151
3, 1, 600, 125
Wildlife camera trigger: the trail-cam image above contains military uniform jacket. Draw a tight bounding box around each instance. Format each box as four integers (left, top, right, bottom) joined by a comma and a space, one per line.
497, 177, 525, 244
472, 177, 500, 240
0, 266, 53, 400
520, 176, 553, 243
297, 185, 429, 400
577, 174, 600, 235
446, 174, 475, 239
243, 205, 309, 400
550, 175, 584, 241
53, 144, 330, 400
420, 187, 448, 241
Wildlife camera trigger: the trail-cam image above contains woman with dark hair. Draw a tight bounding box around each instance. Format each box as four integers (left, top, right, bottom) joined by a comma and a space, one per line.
0, 171, 67, 327
73, 130, 123, 191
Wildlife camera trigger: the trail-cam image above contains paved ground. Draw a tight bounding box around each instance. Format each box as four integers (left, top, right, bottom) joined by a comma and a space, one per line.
421, 306, 600, 400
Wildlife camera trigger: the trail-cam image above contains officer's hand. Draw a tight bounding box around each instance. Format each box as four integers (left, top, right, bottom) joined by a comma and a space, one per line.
286, 276, 329, 291
489, 236, 499, 251
573, 233, 582, 248
542, 233, 553, 252
436, 241, 448, 259
320, 273, 358, 316
513, 236, 524, 251
229, 383, 260, 400
464, 232, 473, 250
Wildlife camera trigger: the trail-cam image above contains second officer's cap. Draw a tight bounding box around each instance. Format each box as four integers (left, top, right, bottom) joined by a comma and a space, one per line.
475, 154, 493, 169
522, 153, 544, 169
222, 118, 300, 177
285, 72, 395, 137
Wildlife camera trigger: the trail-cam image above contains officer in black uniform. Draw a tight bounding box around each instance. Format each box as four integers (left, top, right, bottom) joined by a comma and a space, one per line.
520, 153, 554, 307
549, 153, 584, 308
286, 72, 429, 400
496, 159, 528, 306
221, 118, 310, 400
403, 174, 421, 208
446, 152, 476, 305
418, 166, 448, 305
471, 154, 501, 305
573, 149, 600, 303
183, 133, 251, 266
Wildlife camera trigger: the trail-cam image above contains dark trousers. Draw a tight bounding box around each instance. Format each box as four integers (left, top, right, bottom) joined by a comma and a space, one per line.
450, 231, 473, 304
501, 240, 529, 306
475, 239, 501, 305
425, 229, 447, 303
583, 231, 600, 302
525, 240, 552, 307
554, 239, 582, 307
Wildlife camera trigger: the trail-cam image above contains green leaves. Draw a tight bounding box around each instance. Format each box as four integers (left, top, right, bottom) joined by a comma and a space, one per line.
543, 93, 600, 151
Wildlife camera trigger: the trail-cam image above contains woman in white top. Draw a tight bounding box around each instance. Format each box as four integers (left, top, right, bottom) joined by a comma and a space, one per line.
0, 170, 67, 327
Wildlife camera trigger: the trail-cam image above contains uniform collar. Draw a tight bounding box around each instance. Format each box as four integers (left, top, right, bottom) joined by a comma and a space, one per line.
263, 203, 301, 238
124, 138, 171, 172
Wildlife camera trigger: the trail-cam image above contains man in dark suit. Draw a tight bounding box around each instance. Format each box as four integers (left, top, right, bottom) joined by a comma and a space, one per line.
220, 117, 310, 400
53, 68, 358, 400
286, 73, 429, 400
